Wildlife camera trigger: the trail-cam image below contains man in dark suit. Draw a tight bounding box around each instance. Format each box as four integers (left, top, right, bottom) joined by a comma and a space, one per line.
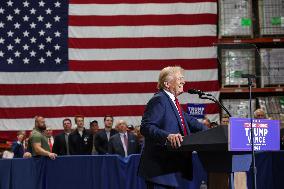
108, 120, 140, 157
52, 118, 72, 155
11, 131, 26, 158
94, 115, 118, 154
89, 120, 99, 155
69, 115, 93, 155
138, 66, 207, 189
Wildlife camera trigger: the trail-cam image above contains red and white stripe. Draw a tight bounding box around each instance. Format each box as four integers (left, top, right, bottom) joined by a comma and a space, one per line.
0, 0, 218, 140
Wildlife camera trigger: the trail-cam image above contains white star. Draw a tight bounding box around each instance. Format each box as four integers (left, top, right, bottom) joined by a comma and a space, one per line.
23, 31, 29, 37
14, 37, 21, 44
7, 44, 13, 50
14, 51, 21, 57
30, 50, 36, 57
54, 15, 60, 22
23, 57, 29, 64
39, 44, 45, 50
0, 51, 4, 57
7, 15, 13, 21
23, 44, 29, 50
45, 8, 52, 14
0, 38, 4, 44
30, 37, 36, 43
30, 8, 36, 14
30, 22, 36, 28
7, 57, 13, 64
54, 31, 61, 37
39, 30, 45, 36
7, 0, 13, 7
55, 57, 61, 64
7, 31, 14, 37
37, 15, 44, 22
54, 1, 61, 7
0, 22, 4, 28
23, 1, 29, 7
45, 22, 52, 28
46, 51, 52, 57
14, 8, 20, 14
54, 44, 60, 50
39, 1, 45, 7
23, 15, 29, 21
14, 22, 20, 29
46, 36, 52, 43
0, 8, 5, 14
39, 57, 45, 63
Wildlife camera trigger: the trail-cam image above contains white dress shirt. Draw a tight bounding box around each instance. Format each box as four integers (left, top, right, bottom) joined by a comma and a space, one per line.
119, 132, 128, 157
164, 89, 178, 110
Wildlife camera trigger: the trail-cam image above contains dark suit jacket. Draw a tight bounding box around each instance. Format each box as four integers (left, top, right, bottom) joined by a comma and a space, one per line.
108, 132, 140, 157
53, 132, 68, 156
11, 141, 24, 158
94, 129, 118, 155
138, 90, 207, 186
69, 128, 93, 155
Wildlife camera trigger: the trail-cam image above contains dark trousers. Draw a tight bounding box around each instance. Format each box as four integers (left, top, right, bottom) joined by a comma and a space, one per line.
146, 181, 176, 189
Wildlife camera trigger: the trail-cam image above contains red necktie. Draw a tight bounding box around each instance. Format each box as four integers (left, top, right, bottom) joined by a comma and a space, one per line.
174, 97, 188, 136
48, 138, 53, 152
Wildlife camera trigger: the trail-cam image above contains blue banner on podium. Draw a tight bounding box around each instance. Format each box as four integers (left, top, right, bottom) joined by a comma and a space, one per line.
229, 118, 280, 151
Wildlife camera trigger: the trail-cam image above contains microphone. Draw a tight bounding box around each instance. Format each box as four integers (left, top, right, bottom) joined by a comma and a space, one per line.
188, 89, 212, 96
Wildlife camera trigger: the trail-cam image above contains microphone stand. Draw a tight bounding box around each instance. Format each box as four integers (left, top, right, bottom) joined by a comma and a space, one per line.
214, 42, 258, 189
200, 90, 257, 188
199, 94, 232, 117
244, 75, 257, 189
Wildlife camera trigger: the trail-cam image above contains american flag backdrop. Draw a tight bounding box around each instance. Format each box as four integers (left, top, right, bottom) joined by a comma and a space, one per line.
0, 0, 219, 140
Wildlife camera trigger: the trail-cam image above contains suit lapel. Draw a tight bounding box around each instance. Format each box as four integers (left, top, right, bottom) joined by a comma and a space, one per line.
161, 90, 191, 135
103, 130, 108, 141
116, 134, 125, 153
127, 134, 132, 154
110, 129, 115, 137
61, 133, 66, 149
161, 91, 183, 129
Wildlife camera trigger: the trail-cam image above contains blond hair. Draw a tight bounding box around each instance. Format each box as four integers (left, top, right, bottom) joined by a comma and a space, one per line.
157, 66, 184, 90
222, 114, 230, 119
116, 120, 127, 127
254, 108, 266, 118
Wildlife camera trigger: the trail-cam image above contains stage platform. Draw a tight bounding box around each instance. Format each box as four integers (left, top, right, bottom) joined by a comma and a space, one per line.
0, 152, 283, 189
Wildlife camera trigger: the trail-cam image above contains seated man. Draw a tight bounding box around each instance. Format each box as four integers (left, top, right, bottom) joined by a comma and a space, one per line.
108, 120, 140, 157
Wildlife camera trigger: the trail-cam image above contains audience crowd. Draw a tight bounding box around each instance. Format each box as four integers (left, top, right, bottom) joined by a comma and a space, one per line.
2, 115, 144, 159
1, 107, 283, 159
